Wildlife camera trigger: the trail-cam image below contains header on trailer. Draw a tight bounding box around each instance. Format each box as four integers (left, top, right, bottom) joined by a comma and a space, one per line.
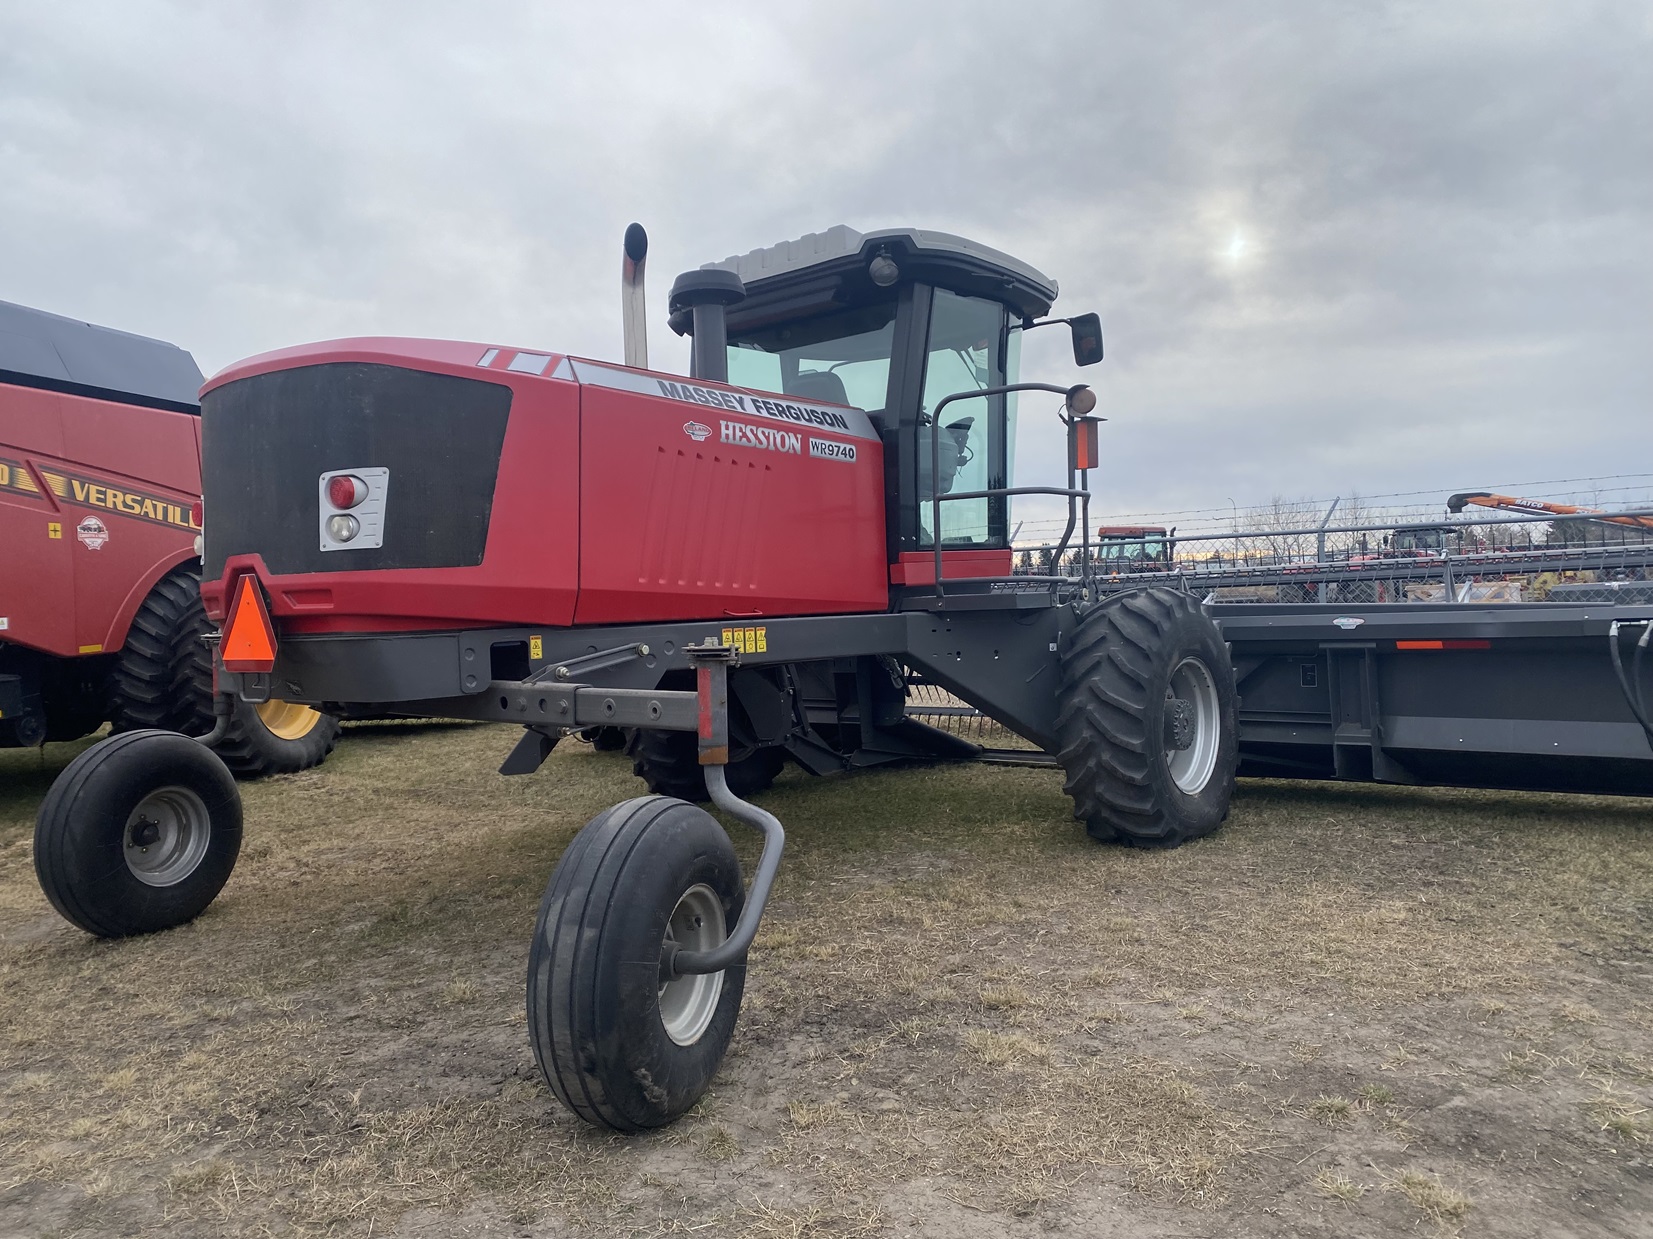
0, 298, 203, 414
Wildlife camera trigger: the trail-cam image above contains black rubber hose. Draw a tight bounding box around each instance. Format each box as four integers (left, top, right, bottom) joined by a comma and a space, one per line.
1608, 621, 1653, 750
1634, 621, 1651, 724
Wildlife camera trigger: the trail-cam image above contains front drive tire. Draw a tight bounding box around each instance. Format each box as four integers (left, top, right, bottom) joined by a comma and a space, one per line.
626, 728, 785, 802
527, 796, 746, 1131
34, 730, 243, 937
1056, 588, 1239, 847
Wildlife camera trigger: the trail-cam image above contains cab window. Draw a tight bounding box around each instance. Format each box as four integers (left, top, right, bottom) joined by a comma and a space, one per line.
726, 300, 897, 414
917, 290, 1018, 547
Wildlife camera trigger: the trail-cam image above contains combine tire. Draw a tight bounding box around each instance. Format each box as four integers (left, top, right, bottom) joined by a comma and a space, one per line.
626, 728, 785, 802
527, 796, 746, 1131
34, 730, 242, 937
1055, 588, 1238, 847
108, 567, 202, 733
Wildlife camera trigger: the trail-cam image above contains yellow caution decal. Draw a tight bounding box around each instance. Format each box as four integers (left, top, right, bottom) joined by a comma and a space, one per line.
720, 626, 767, 654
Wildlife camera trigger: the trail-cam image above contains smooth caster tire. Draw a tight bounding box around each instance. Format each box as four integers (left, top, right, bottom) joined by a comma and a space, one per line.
34, 730, 243, 937
527, 795, 745, 1131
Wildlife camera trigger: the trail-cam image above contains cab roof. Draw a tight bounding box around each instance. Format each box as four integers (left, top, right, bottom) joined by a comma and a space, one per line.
676, 225, 1062, 337
0, 298, 203, 413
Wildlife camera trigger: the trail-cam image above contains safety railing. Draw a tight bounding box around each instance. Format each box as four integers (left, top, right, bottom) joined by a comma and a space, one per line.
1010, 505, 1653, 604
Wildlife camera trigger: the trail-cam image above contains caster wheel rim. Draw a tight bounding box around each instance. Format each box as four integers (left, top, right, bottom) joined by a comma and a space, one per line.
123, 785, 213, 887
1166, 656, 1221, 795
658, 883, 726, 1046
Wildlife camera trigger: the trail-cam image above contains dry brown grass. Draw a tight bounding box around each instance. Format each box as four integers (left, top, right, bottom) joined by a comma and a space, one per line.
1390, 1170, 1472, 1224
1311, 1167, 1367, 1203
3, 724, 1653, 1236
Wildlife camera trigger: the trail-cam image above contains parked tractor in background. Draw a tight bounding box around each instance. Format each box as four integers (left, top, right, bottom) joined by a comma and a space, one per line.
1096, 524, 1174, 574
0, 298, 339, 772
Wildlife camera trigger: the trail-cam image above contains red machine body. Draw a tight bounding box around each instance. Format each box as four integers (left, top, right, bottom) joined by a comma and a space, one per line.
199, 339, 890, 630
1, 357, 202, 660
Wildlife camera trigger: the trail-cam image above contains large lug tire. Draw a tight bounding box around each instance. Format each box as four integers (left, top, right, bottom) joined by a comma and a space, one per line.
527, 796, 746, 1131
211, 698, 342, 777
168, 589, 341, 777
625, 728, 785, 802
1055, 587, 1239, 848
34, 730, 243, 937
108, 567, 204, 733
110, 566, 340, 775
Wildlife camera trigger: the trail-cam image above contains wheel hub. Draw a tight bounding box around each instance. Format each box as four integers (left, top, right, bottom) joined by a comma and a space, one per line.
657, 884, 726, 1046
1164, 698, 1195, 750
122, 785, 212, 887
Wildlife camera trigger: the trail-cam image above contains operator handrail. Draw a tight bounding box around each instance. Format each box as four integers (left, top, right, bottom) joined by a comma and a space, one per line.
927, 382, 1090, 598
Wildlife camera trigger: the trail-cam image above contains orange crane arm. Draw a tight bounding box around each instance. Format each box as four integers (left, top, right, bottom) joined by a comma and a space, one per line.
1446, 491, 1653, 531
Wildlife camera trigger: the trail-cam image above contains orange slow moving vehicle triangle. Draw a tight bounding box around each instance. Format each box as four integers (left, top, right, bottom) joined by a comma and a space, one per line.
221, 575, 278, 672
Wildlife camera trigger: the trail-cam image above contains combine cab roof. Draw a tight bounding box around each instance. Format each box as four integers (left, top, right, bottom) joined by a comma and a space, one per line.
0, 298, 204, 414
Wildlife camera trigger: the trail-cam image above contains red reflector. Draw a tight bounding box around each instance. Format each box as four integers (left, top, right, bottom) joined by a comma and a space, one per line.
1396, 638, 1491, 651
190, 500, 204, 528
326, 474, 367, 509
221, 575, 278, 673
1071, 417, 1101, 472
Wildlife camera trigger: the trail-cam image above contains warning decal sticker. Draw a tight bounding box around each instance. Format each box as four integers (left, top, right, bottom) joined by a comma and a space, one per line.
721, 626, 767, 654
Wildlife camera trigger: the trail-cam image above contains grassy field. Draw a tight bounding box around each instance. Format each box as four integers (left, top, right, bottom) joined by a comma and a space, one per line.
2, 723, 1652, 1238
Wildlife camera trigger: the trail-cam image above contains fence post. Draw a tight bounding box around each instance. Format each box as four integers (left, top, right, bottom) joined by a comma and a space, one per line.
1315, 497, 1341, 603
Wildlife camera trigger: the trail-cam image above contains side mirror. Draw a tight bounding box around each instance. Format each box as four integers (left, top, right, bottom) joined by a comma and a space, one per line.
1069, 313, 1104, 367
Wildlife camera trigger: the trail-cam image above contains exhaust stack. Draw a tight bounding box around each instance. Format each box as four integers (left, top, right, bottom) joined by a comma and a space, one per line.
621, 223, 648, 369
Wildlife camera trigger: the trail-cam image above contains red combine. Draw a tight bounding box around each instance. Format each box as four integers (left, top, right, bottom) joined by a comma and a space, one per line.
0, 299, 338, 769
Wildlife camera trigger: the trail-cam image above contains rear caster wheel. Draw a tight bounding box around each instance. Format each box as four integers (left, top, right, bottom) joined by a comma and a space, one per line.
527, 796, 745, 1131
34, 730, 243, 937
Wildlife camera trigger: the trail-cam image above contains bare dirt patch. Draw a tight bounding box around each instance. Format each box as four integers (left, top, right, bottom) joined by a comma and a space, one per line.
3, 724, 1652, 1236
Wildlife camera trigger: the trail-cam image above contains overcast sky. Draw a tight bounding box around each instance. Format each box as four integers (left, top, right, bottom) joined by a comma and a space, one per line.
3, 1, 1649, 536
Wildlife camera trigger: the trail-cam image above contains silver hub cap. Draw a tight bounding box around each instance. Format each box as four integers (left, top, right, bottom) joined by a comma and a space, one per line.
122, 786, 211, 887
1166, 657, 1221, 795
658, 884, 727, 1046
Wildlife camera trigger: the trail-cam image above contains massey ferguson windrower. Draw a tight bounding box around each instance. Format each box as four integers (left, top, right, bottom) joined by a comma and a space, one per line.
34, 225, 1241, 1130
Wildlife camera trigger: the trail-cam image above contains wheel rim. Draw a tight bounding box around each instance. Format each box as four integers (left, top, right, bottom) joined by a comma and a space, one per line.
658, 884, 726, 1046
1166, 656, 1221, 795
256, 699, 322, 741
123, 786, 212, 887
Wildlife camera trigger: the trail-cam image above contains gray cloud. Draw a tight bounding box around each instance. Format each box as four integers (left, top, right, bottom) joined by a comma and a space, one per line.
3, 1, 1648, 532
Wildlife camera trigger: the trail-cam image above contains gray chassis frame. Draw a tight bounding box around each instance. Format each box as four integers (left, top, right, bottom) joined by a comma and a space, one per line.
227, 595, 1073, 753
220, 584, 1653, 798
